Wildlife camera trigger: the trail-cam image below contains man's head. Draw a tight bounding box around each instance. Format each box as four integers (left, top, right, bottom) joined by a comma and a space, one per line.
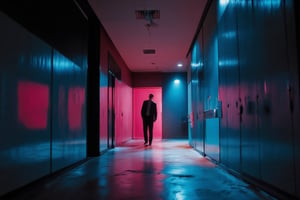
149, 94, 154, 100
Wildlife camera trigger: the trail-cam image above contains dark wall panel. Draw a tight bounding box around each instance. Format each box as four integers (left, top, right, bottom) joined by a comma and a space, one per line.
236, 1, 260, 179
99, 29, 109, 152
195, 30, 205, 153
218, 2, 232, 168
222, 3, 240, 173
162, 73, 188, 139
189, 0, 299, 198
51, 50, 87, 172
86, 16, 100, 157
0, 0, 89, 195
187, 81, 192, 146
0, 11, 51, 196
190, 39, 204, 151
203, 0, 220, 161
287, 0, 300, 197
190, 42, 197, 147
0, 0, 88, 67
252, 1, 295, 194
99, 66, 108, 152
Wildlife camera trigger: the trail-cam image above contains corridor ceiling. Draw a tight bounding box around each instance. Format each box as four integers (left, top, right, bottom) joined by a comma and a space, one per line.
88, 0, 207, 72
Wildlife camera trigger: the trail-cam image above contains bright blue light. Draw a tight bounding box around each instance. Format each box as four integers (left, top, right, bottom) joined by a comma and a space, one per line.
232, 0, 281, 8
174, 79, 180, 85
191, 62, 203, 68
191, 41, 202, 69
220, 0, 229, 6
218, 0, 230, 22
254, 0, 281, 9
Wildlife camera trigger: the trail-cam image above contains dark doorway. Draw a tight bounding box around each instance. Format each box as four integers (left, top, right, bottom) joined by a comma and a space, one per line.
108, 71, 115, 149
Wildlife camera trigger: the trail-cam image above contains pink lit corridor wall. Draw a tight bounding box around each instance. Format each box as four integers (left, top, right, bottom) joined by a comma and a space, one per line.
133, 88, 162, 139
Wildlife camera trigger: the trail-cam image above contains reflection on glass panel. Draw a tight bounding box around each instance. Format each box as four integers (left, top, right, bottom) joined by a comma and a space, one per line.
68, 87, 85, 131
191, 42, 202, 69
17, 81, 49, 130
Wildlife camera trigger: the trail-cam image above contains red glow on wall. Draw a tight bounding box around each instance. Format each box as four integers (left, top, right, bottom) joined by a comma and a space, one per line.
190, 111, 194, 128
114, 81, 133, 145
68, 87, 85, 131
18, 81, 49, 129
133, 87, 162, 139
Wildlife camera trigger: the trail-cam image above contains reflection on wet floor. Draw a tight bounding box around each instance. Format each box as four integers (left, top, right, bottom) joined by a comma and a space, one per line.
5, 139, 268, 200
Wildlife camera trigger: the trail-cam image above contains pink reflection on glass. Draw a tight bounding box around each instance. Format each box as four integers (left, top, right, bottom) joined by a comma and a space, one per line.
68, 87, 85, 131
18, 80, 49, 129
190, 111, 194, 128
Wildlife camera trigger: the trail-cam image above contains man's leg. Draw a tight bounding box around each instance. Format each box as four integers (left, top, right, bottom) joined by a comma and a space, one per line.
149, 121, 153, 145
143, 119, 148, 144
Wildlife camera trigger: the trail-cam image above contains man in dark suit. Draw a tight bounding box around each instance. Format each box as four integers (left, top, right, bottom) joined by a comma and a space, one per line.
141, 93, 157, 146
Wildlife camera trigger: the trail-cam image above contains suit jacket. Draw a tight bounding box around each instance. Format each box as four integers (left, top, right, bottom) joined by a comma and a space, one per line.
141, 100, 157, 121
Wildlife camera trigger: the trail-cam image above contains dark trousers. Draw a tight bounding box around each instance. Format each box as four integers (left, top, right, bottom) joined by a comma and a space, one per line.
143, 117, 153, 144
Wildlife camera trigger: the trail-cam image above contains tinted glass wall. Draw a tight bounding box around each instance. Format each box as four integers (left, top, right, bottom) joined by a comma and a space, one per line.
189, 1, 220, 161
0, 9, 87, 196
0, 0, 88, 195
188, 0, 299, 198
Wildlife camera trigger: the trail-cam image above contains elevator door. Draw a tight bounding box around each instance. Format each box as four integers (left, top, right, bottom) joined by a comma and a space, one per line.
108, 72, 115, 148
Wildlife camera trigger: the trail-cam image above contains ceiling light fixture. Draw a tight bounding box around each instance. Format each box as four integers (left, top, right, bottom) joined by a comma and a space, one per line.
135, 10, 160, 30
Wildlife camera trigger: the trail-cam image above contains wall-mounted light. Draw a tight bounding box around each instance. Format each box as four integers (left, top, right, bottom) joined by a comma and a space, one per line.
177, 63, 183, 67
174, 79, 180, 85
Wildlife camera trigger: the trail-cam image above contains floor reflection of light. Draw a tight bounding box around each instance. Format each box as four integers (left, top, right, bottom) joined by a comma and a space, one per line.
175, 192, 184, 200
169, 167, 186, 176
70, 168, 85, 177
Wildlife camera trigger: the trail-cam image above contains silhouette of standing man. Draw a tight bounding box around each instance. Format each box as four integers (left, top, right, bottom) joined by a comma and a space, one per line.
141, 94, 157, 146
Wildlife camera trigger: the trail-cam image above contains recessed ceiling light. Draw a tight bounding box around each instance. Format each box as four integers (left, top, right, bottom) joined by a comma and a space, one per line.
177, 63, 183, 67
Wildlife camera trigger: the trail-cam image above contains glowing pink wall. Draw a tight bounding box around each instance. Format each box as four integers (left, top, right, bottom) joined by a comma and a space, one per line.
133, 87, 162, 139
115, 81, 133, 145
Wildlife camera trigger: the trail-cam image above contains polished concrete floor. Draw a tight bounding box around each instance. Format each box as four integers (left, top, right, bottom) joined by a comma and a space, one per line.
4, 140, 273, 200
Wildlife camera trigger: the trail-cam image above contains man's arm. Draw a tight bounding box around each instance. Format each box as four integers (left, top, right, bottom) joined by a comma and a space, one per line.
153, 103, 157, 121
141, 101, 146, 118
